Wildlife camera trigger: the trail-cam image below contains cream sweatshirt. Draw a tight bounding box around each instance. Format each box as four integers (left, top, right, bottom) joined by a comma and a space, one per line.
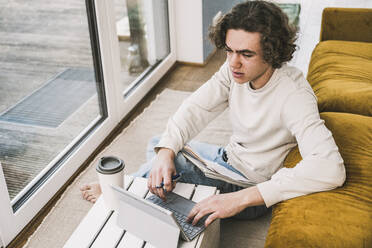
156, 61, 346, 207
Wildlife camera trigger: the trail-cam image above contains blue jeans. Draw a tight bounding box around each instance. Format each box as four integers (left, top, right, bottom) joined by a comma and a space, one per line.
132, 136, 270, 220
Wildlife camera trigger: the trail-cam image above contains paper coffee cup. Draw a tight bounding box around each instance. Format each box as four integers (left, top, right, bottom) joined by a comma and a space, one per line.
96, 156, 125, 211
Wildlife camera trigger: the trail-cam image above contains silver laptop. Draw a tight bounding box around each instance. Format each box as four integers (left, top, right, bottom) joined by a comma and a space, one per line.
111, 185, 207, 247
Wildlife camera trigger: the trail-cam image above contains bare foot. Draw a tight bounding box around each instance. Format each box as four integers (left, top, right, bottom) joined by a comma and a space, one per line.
80, 182, 102, 203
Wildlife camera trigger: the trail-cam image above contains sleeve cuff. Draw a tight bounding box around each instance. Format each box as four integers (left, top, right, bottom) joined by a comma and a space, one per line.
154, 136, 182, 155
256, 180, 283, 208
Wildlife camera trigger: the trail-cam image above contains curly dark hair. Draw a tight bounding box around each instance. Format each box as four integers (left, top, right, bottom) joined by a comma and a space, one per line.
209, 0, 297, 68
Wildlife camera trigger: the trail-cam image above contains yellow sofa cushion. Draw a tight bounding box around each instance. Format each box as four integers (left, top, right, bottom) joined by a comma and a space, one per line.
265, 112, 372, 248
307, 40, 372, 116
320, 8, 372, 43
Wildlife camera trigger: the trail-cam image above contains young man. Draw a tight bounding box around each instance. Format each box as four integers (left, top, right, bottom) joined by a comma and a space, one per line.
82, 0, 345, 227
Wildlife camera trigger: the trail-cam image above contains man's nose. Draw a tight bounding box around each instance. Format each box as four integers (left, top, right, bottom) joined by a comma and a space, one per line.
229, 53, 241, 68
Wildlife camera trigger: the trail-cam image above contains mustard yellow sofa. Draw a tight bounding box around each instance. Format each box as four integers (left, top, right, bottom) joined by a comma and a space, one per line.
265, 8, 372, 248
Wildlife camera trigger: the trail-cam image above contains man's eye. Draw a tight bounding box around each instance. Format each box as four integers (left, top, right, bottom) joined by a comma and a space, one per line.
243, 54, 253, 58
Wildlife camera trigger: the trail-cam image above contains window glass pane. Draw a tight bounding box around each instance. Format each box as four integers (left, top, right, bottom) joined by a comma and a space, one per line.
114, 0, 170, 95
0, 0, 105, 202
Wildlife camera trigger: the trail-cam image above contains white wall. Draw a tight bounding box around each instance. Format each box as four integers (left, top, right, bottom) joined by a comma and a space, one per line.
174, 0, 203, 64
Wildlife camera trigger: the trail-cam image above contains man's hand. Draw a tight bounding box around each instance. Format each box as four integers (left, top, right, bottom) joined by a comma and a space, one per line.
147, 148, 176, 200
187, 186, 265, 227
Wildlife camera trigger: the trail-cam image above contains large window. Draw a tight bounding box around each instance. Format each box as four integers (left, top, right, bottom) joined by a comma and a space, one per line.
0, 0, 175, 246
0, 0, 106, 207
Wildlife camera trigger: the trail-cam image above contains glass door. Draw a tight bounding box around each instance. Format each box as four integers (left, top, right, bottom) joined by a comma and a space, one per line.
0, 0, 175, 245
0, 0, 116, 245
112, 0, 176, 118
0, 2, 108, 206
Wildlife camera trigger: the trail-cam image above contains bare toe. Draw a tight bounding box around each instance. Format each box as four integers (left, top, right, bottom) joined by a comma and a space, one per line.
86, 194, 97, 203
80, 182, 101, 203
82, 191, 91, 200
80, 184, 91, 191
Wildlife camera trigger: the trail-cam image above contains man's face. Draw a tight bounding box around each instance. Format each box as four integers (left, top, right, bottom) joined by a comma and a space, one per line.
225, 29, 273, 86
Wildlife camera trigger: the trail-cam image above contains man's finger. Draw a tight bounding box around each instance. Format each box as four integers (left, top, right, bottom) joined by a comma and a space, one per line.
156, 186, 166, 200
155, 174, 166, 200
204, 212, 219, 227
192, 210, 209, 226
163, 172, 172, 192
150, 172, 159, 195
152, 173, 160, 196
187, 205, 199, 222
148, 174, 153, 193
149, 186, 154, 195
171, 181, 177, 191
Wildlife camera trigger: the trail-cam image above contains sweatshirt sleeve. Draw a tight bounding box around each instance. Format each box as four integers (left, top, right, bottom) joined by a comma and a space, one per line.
154, 61, 231, 154
257, 87, 346, 207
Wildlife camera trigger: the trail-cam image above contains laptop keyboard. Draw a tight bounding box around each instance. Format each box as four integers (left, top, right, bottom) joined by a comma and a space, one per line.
161, 202, 204, 240
147, 194, 206, 240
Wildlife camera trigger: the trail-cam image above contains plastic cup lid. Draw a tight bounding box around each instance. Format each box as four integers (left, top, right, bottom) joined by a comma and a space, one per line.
96, 156, 124, 174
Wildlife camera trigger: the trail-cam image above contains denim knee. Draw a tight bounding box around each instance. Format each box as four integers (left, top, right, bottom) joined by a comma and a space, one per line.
147, 135, 161, 150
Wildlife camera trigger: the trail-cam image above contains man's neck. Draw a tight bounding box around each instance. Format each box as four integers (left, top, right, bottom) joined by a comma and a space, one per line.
250, 67, 275, 90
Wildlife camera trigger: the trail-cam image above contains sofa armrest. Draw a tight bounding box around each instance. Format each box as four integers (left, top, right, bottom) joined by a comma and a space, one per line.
320, 8, 372, 42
